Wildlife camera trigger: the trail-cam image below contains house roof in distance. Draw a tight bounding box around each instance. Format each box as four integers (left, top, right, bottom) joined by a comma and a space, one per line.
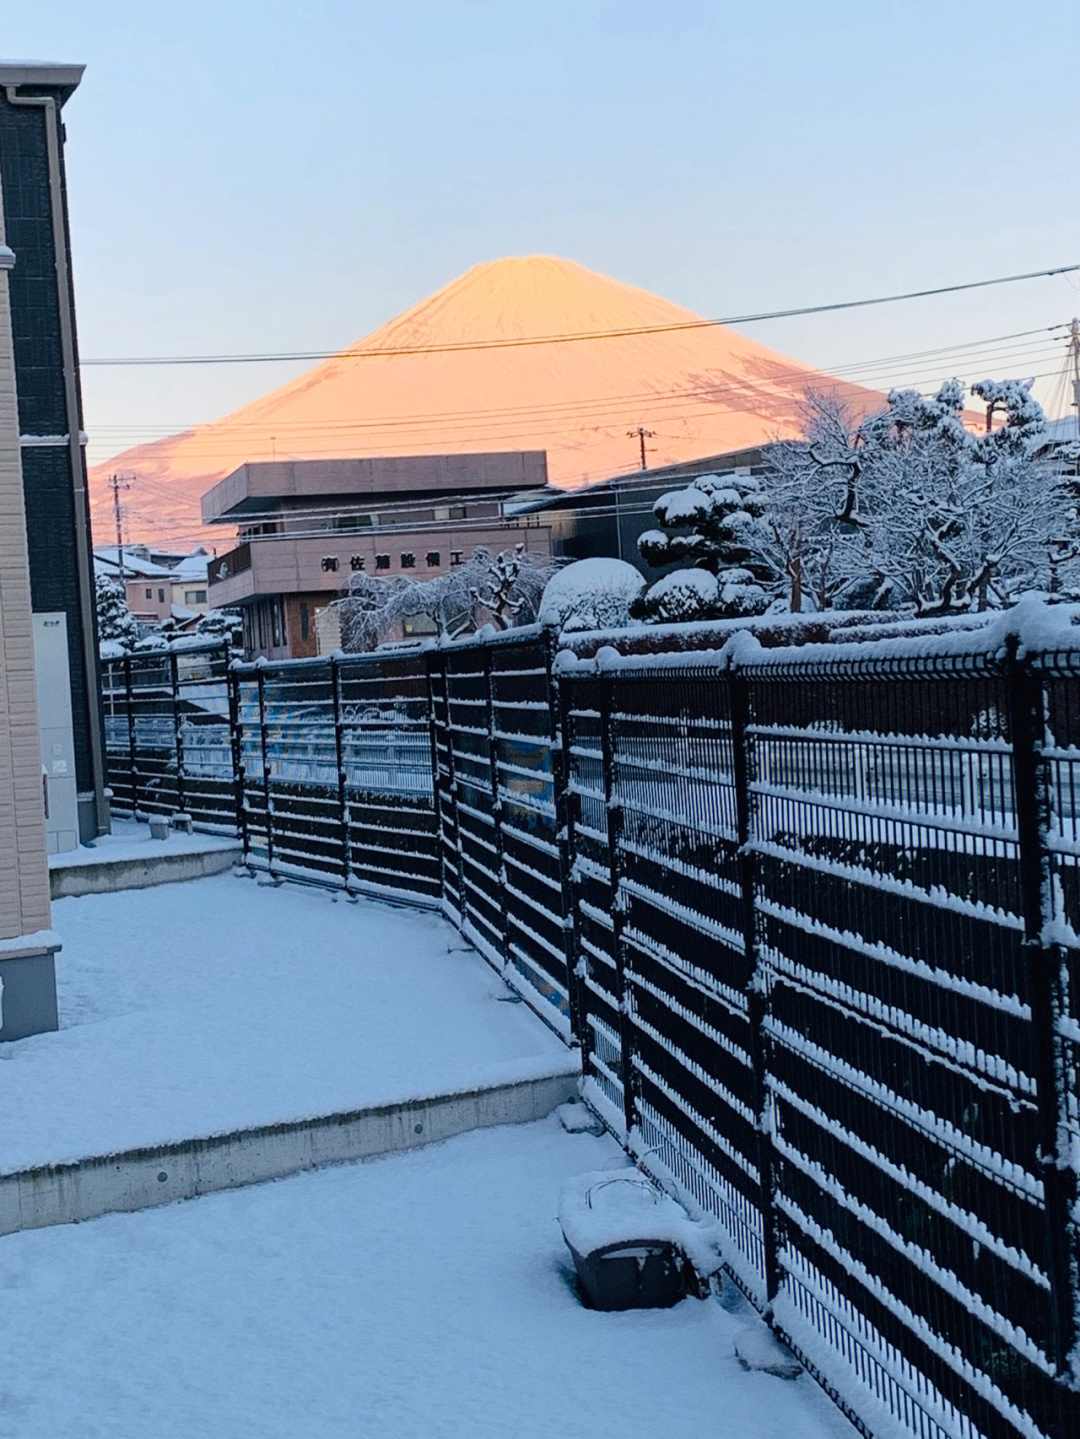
201, 452, 549, 523
94, 549, 174, 581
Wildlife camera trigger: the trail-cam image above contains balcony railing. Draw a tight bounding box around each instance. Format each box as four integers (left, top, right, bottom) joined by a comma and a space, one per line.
208, 542, 251, 585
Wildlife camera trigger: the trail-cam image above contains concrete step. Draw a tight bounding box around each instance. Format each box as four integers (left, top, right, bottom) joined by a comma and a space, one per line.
50, 839, 242, 899
0, 1066, 578, 1236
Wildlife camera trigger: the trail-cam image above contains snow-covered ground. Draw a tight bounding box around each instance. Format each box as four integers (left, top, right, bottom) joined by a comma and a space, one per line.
1, 874, 571, 1172
0, 1118, 850, 1439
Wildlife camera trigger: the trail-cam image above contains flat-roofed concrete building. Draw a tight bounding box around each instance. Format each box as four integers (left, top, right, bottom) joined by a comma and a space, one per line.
202, 453, 553, 658
512, 445, 769, 585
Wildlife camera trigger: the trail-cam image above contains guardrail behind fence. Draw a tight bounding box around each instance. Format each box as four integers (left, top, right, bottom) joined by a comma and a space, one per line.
102, 628, 1080, 1439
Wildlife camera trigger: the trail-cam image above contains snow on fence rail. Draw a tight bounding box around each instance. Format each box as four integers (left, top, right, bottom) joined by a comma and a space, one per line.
100, 616, 1080, 1439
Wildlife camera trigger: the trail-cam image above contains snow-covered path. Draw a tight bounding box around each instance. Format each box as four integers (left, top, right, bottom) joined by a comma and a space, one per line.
0, 874, 571, 1172
0, 1118, 850, 1439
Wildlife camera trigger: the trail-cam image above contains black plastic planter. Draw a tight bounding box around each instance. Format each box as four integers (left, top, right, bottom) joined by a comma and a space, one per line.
565, 1236, 695, 1311
558, 1170, 715, 1311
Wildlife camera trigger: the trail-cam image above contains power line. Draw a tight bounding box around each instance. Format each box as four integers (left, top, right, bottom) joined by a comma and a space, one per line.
84, 323, 1065, 438
79, 267, 1080, 367
84, 335, 1068, 460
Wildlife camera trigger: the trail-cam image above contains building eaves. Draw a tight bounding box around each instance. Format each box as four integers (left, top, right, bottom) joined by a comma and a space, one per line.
0, 61, 84, 95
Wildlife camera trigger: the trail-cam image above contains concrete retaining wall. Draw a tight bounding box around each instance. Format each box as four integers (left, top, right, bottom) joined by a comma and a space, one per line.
0, 1067, 578, 1235
50, 845, 241, 899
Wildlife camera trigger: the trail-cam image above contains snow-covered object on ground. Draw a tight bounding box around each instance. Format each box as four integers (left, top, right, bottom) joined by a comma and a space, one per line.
555, 1100, 605, 1135
558, 1168, 722, 1278
538, 557, 644, 632
733, 1328, 803, 1379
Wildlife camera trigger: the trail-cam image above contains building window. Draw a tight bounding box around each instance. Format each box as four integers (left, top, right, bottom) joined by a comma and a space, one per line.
300, 601, 309, 642
270, 600, 281, 648
184, 589, 207, 604
350, 555, 365, 571
320, 556, 339, 573
450, 551, 463, 566
333, 513, 372, 533
400, 552, 415, 569
375, 554, 390, 571
145, 587, 153, 599
158, 588, 165, 603
426, 551, 440, 568
243, 609, 254, 652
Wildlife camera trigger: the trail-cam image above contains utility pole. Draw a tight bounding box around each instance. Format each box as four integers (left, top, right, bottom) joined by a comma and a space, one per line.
109, 472, 131, 591
627, 427, 655, 470
1070, 318, 1080, 439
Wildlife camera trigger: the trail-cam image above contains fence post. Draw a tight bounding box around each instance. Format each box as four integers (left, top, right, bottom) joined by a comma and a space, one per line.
169, 649, 185, 817
257, 665, 274, 877
483, 642, 511, 968
729, 664, 781, 1312
227, 659, 247, 851
424, 651, 448, 907
439, 654, 469, 926
1007, 642, 1077, 1390
599, 668, 638, 1140
549, 633, 586, 1053
330, 655, 350, 893
124, 652, 139, 818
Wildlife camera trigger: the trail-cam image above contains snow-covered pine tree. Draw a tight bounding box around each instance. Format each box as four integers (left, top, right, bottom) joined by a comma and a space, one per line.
631, 472, 774, 622
95, 575, 140, 650
188, 606, 244, 652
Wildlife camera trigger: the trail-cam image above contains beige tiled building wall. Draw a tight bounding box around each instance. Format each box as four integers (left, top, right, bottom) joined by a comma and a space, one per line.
0, 203, 51, 944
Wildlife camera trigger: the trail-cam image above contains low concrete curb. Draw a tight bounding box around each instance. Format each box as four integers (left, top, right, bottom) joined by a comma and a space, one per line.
0, 1066, 579, 1236
50, 845, 242, 899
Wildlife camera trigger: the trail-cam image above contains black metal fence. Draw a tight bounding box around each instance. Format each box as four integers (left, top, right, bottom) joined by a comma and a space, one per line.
102, 631, 1080, 1439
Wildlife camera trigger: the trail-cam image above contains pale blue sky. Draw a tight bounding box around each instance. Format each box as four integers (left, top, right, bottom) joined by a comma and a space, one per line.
5, 0, 1078, 464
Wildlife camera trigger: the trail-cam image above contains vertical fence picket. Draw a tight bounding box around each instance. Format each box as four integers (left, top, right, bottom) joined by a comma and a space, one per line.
227, 661, 247, 851
330, 655, 350, 892
730, 665, 780, 1310
424, 652, 449, 906
599, 670, 637, 1140
550, 640, 585, 1051
169, 649, 185, 816
483, 645, 511, 966
1007, 642, 1078, 1403
257, 665, 273, 877
124, 651, 138, 818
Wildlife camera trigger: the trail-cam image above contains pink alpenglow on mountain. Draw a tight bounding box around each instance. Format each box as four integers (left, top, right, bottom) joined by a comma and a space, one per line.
88, 256, 884, 546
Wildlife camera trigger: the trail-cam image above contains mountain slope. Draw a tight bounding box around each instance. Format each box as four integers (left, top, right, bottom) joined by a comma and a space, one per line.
88, 256, 884, 546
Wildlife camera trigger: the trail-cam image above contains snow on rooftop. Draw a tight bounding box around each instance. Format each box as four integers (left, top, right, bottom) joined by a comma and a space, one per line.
94, 547, 174, 579
170, 547, 211, 579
